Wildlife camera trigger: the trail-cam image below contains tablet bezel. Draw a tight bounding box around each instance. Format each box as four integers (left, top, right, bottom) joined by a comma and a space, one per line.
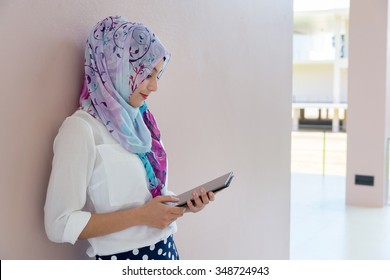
175, 171, 234, 207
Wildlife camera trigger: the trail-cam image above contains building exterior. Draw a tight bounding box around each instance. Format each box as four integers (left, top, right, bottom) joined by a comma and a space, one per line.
293, 8, 349, 132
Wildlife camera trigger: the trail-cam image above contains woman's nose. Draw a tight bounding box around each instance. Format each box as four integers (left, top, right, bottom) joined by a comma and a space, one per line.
147, 77, 158, 92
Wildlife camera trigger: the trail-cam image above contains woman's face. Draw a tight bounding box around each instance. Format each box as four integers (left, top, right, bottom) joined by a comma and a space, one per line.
129, 59, 165, 108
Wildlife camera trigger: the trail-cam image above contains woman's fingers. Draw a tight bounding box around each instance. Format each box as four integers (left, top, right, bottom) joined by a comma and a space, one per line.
142, 196, 185, 229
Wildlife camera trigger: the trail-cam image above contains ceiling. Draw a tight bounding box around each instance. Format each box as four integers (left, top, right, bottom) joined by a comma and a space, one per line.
294, 0, 349, 12
294, 9, 349, 35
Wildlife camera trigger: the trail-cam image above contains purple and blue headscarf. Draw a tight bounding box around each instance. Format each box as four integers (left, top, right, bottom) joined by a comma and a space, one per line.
79, 16, 170, 197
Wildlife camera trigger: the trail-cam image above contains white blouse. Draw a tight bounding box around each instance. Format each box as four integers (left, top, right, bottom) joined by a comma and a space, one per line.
44, 110, 177, 257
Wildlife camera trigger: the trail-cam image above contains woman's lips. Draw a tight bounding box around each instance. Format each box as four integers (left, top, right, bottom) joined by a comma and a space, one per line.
140, 93, 148, 100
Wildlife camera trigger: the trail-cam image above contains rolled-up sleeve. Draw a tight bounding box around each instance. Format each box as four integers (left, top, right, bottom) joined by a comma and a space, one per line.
44, 116, 96, 244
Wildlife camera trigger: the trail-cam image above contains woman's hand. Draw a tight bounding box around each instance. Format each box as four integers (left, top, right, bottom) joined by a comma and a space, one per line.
140, 195, 186, 229
185, 188, 215, 213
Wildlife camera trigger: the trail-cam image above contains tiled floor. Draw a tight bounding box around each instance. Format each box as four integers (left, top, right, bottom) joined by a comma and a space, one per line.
290, 132, 390, 259
290, 172, 390, 260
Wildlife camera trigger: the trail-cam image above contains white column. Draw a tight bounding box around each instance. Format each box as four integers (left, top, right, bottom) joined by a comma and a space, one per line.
332, 15, 343, 133
346, 0, 390, 207
333, 15, 342, 105
292, 107, 300, 131
332, 108, 339, 133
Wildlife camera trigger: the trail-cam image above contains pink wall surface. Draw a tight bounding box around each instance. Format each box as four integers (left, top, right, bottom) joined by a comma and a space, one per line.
0, 0, 292, 259
346, 0, 389, 207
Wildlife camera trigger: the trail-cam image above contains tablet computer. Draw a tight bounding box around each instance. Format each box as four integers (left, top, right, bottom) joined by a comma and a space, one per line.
175, 171, 234, 207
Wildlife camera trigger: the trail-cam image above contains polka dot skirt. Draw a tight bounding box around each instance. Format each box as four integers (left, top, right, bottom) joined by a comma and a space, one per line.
96, 235, 179, 260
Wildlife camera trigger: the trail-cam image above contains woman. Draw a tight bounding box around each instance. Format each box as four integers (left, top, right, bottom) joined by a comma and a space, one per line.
44, 16, 214, 260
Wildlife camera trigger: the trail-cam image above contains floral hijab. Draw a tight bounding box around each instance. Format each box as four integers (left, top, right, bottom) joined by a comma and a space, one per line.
79, 16, 170, 197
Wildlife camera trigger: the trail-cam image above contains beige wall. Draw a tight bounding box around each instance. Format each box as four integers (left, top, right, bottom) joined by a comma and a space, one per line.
293, 64, 348, 103
346, 0, 389, 207
293, 64, 336, 102
0, 0, 293, 259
